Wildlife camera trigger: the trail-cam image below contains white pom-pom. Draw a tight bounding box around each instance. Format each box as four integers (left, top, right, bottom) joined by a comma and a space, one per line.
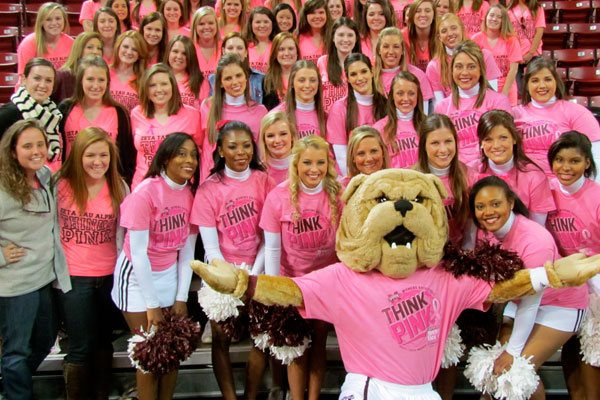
127, 327, 155, 374
494, 354, 539, 400
270, 337, 312, 365
441, 324, 465, 368
252, 332, 271, 351
464, 341, 505, 395
580, 293, 600, 367
198, 284, 244, 322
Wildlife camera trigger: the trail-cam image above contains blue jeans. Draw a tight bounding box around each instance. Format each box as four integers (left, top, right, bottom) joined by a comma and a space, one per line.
0, 284, 57, 400
56, 275, 116, 364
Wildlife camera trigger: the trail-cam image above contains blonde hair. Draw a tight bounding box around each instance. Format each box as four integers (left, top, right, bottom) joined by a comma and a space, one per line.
35, 3, 69, 57
285, 60, 327, 138
61, 32, 102, 75
481, 4, 515, 40
346, 126, 390, 177
191, 6, 220, 44
259, 111, 297, 163
112, 30, 148, 92
289, 135, 341, 225
218, 0, 248, 30
373, 27, 407, 94
434, 13, 465, 91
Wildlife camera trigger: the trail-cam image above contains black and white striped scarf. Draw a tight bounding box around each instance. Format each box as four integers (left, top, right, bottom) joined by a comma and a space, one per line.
11, 85, 62, 161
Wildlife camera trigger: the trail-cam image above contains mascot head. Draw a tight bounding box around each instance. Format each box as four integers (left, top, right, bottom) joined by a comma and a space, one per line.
336, 169, 449, 278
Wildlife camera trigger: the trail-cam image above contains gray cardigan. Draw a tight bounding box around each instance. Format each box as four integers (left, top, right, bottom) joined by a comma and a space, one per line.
0, 166, 71, 296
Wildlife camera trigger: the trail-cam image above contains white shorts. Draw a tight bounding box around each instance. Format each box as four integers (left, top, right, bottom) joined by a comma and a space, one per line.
503, 301, 587, 333
339, 373, 441, 400
111, 251, 177, 312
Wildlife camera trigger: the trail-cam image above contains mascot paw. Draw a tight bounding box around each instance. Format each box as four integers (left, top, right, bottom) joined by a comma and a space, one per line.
579, 293, 600, 367
545, 254, 600, 288
191, 259, 249, 295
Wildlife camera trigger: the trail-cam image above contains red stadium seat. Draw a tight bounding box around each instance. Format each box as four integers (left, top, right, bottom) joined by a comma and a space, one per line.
0, 51, 17, 72
556, 66, 569, 82
567, 96, 590, 106
0, 26, 19, 53
540, 1, 556, 23
553, 48, 595, 67
0, 4, 21, 27
589, 95, 600, 107
569, 66, 600, 96
0, 71, 18, 103
569, 23, 600, 48
555, 1, 593, 23
543, 24, 570, 49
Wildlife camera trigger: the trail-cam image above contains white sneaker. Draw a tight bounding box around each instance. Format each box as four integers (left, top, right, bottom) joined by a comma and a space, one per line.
267, 387, 284, 400
201, 324, 212, 344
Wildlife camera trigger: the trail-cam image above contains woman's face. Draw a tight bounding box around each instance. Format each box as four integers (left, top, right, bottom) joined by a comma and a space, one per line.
165, 139, 198, 184
347, 60, 373, 95
219, 130, 254, 172
293, 67, 319, 103
379, 34, 403, 69
552, 147, 590, 187
277, 38, 298, 69
527, 68, 557, 103
438, 18, 462, 49
168, 40, 188, 73
196, 15, 218, 42
13, 128, 48, 175
163, 0, 182, 24
143, 19, 164, 46
307, 7, 327, 30
366, 3, 386, 32
474, 185, 513, 232
148, 72, 173, 108
354, 136, 384, 175
223, 0, 243, 21
481, 125, 515, 165
276, 9, 294, 32
118, 37, 140, 65
82, 38, 103, 57
264, 120, 293, 159
452, 52, 480, 90
413, 1, 434, 29
43, 9, 65, 38
111, 0, 129, 22
24, 65, 55, 104
333, 25, 356, 55
486, 7, 502, 31
82, 66, 108, 103
221, 63, 247, 97
425, 127, 456, 169
328, 0, 344, 20
252, 13, 273, 41
82, 140, 110, 181
297, 146, 328, 188
223, 37, 247, 60
97, 12, 118, 41
392, 78, 418, 114
436, 0, 451, 17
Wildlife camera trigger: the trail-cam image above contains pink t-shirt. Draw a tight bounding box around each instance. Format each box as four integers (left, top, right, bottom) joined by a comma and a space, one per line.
195, 44, 219, 78
79, 0, 102, 24
57, 180, 118, 277
326, 96, 378, 145
373, 116, 419, 169
294, 262, 491, 384
199, 99, 268, 182
298, 34, 324, 63
401, 28, 431, 72
425, 50, 502, 97
260, 181, 340, 277
472, 32, 522, 106
132, 2, 157, 28
131, 104, 202, 189
17, 33, 74, 75
479, 214, 589, 310
508, 5, 545, 56
266, 163, 289, 186
547, 178, 600, 257
177, 74, 208, 110
380, 64, 433, 101
191, 170, 273, 265
512, 101, 600, 175
475, 162, 555, 214
109, 69, 140, 112
456, 2, 491, 38
389, 0, 411, 28
360, 37, 376, 64
273, 102, 322, 139
317, 55, 348, 113
248, 42, 272, 73
439, 166, 479, 245
434, 89, 511, 165
121, 176, 195, 271
63, 105, 119, 157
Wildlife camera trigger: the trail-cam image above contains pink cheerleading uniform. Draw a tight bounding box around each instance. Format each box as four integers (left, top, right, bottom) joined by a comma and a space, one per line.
79, 0, 102, 25
191, 170, 273, 265
121, 175, 195, 271
298, 34, 325, 63
260, 180, 340, 277
195, 44, 219, 79
248, 42, 272, 73
130, 104, 202, 189
109, 69, 140, 112
456, 2, 490, 38
512, 100, 600, 175
379, 64, 433, 101
508, 6, 545, 57
293, 262, 492, 384
434, 89, 511, 165
62, 105, 119, 157
317, 55, 348, 112
326, 96, 377, 145
57, 180, 118, 277
547, 178, 600, 257
17, 33, 74, 75
273, 102, 322, 139
373, 117, 419, 169
472, 33, 522, 106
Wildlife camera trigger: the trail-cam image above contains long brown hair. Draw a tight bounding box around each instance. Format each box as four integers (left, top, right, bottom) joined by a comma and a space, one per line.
407, 0, 437, 67
373, 27, 407, 94
296, 0, 331, 37
434, 13, 465, 91
264, 32, 300, 99
450, 40, 488, 108
383, 71, 425, 142
164, 35, 204, 97
138, 63, 183, 118
326, 17, 361, 86
508, 0, 540, 19
112, 30, 148, 92
285, 60, 327, 138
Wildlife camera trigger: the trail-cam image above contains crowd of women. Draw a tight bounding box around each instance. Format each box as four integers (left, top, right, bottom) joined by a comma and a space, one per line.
0, 0, 599, 399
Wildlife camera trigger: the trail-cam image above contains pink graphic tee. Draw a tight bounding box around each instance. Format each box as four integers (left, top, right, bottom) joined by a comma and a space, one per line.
63, 105, 119, 157
380, 64, 433, 101
195, 44, 219, 78
439, 167, 479, 245
109, 69, 140, 112
294, 262, 491, 384
79, 0, 102, 24
260, 181, 340, 277
547, 178, 600, 257
273, 102, 322, 139
298, 34, 324, 63
121, 176, 196, 271
191, 170, 273, 265
360, 37, 375, 64
326, 97, 377, 145
508, 6, 545, 57
317, 55, 348, 112
57, 180, 118, 277
248, 42, 272, 73
456, 2, 491, 38
177, 74, 209, 110
266, 164, 289, 186
373, 117, 419, 169
401, 28, 431, 72
17, 33, 74, 74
